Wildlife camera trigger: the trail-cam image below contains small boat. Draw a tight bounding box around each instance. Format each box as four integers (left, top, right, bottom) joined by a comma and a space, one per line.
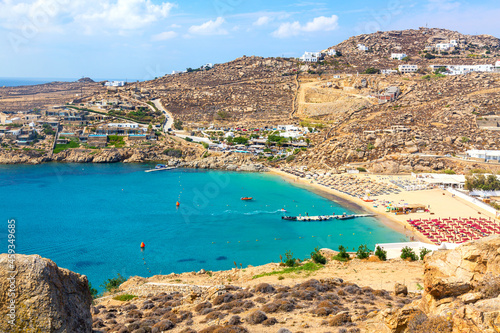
279, 208, 287, 212
282, 216, 297, 221
337, 213, 355, 220
145, 165, 175, 173
241, 197, 253, 201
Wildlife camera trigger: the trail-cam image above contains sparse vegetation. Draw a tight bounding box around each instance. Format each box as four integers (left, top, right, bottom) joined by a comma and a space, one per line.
401, 247, 418, 261
113, 294, 137, 301
375, 246, 387, 261
252, 262, 323, 279
101, 273, 127, 293
311, 247, 327, 265
420, 248, 432, 261
332, 245, 350, 262
356, 244, 371, 260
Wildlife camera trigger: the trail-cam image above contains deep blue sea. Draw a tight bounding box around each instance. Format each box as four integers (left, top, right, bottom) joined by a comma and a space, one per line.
0, 164, 406, 290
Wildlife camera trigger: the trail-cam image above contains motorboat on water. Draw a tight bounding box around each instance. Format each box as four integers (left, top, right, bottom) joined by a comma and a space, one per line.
279, 208, 287, 212
282, 216, 297, 221
241, 197, 253, 201
337, 213, 355, 220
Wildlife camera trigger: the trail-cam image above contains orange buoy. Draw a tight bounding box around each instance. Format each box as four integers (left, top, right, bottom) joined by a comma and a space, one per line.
176, 201, 180, 207
140, 242, 145, 248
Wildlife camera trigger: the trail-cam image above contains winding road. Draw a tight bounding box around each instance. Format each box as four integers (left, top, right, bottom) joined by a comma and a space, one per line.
152, 98, 174, 132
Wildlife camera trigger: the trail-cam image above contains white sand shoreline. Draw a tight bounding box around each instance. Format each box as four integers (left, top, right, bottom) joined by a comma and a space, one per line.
268, 168, 498, 245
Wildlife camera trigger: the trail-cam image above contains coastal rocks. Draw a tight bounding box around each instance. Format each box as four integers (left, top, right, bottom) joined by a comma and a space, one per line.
0, 254, 92, 333
382, 235, 500, 333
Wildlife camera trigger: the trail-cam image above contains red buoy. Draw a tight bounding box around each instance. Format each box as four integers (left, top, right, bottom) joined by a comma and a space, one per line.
140, 242, 145, 248
176, 201, 180, 207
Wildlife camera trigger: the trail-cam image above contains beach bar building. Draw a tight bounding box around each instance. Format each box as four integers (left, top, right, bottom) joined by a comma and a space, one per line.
411, 173, 466, 189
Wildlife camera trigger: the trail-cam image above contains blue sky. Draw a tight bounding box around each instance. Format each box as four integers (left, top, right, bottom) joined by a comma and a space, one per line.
0, 0, 499, 80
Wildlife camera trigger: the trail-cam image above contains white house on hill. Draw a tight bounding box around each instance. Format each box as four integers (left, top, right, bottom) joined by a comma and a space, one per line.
398, 65, 418, 73
436, 43, 453, 51
391, 53, 407, 60
327, 49, 337, 56
299, 51, 323, 62
496, 60, 500, 68
358, 44, 369, 51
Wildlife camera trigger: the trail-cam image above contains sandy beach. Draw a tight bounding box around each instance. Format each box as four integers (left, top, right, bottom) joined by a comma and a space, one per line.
269, 168, 498, 245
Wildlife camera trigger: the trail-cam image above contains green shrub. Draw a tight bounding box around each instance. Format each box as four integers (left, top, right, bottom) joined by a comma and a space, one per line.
113, 294, 137, 301
357, 167, 367, 172
286, 155, 295, 162
233, 136, 249, 145
401, 247, 418, 261
375, 246, 387, 261
163, 148, 182, 158
443, 169, 456, 174
311, 247, 327, 265
363, 67, 379, 74
101, 273, 127, 292
89, 282, 99, 299
356, 244, 371, 259
283, 250, 297, 267
332, 245, 350, 261
419, 248, 432, 261
184, 137, 193, 142
202, 142, 209, 149
173, 119, 183, 130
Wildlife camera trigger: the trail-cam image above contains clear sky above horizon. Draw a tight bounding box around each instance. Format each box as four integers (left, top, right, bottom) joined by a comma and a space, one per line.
1, 0, 499, 80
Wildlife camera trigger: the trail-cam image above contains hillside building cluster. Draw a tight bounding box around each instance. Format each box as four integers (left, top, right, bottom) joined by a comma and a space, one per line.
299, 49, 337, 62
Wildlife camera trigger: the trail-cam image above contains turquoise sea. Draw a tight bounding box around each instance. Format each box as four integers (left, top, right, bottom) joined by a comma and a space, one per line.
0, 164, 406, 290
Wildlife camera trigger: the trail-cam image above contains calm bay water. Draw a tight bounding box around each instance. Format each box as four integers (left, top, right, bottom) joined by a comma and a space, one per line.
0, 164, 406, 290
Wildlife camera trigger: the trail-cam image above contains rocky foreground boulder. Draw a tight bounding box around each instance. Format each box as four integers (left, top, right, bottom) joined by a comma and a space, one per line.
382, 235, 500, 333
0, 254, 92, 333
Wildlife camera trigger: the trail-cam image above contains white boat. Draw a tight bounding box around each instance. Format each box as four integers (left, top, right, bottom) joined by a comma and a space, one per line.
145, 165, 176, 173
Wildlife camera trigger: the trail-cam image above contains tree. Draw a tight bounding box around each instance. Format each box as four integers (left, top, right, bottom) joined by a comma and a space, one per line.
173, 119, 183, 130
424, 53, 436, 59
356, 244, 371, 259
101, 273, 126, 292
363, 67, 380, 74
375, 246, 387, 261
311, 247, 327, 264
233, 136, 249, 145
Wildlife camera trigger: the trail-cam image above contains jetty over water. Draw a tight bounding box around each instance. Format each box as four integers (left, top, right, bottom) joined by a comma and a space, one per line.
282, 214, 374, 222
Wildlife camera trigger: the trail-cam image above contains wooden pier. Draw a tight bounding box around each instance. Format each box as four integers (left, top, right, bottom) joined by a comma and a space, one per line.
282, 214, 375, 222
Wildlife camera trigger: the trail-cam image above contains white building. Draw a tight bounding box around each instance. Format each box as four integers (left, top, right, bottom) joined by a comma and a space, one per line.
327, 49, 337, 56
398, 65, 418, 73
277, 125, 300, 132
358, 44, 369, 51
436, 43, 453, 51
391, 53, 407, 60
450, 40, 458, 46
447, 65, 494, 75
495, 60, 500, 68
171, 70, 185, 75
467, 150, 500, 162
104, 81, 126, 87
224, 132, 235, 138
107, 123, 140, 129
299, 51, 322, 62
381, 69, 398, 75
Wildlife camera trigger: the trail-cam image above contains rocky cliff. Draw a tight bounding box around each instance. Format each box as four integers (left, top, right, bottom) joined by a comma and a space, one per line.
0, 254, 92, 333
382, 235, 500, 333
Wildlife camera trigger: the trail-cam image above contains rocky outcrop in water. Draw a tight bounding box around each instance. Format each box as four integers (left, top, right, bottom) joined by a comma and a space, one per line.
0, 254, 92, 333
